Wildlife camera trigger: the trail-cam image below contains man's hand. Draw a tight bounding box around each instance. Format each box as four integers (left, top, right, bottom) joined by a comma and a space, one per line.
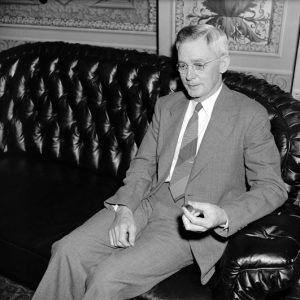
182, 201, 228, 232
109, 206, 136, 248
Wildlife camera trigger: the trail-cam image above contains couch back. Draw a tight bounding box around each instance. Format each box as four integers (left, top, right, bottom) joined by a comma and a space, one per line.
0, 42, 299, 203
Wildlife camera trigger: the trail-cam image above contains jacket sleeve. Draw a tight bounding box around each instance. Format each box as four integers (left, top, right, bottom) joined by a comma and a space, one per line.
215, 104, 288, 237
104, 97, 163, 212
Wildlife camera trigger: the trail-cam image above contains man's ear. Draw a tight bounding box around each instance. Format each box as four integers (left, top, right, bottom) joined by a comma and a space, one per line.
219, 55, 230, 74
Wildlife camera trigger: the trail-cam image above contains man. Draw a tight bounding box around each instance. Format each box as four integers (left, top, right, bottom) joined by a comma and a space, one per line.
32, 24, 287, 300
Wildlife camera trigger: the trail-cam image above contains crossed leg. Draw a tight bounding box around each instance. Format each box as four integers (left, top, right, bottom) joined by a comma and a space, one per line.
32, 199, 152, 300
83, 209, 194, 300
33, 185, 194, 300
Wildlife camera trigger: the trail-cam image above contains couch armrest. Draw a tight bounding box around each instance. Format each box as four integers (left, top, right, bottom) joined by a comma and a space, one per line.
218, 203, 300, 300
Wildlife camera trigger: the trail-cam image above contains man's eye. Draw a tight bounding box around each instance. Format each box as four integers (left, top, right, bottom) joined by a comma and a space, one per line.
194, 63, 204, 70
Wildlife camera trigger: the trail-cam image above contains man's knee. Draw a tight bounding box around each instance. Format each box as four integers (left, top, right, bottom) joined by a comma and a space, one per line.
85, 267, 115, 299
51, 232, 84, 258
85, 262, 150, 299
85, 265, 120, 297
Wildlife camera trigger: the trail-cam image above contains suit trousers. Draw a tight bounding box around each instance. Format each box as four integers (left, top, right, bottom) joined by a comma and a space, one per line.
32, 183, 195, 300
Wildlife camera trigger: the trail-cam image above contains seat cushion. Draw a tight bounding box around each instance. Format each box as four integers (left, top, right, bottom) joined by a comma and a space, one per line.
0, 154, 120, 287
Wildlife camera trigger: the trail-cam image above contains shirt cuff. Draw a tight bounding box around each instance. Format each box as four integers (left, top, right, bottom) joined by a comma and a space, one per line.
219, 218, 229, 230
111, 204, 119, 212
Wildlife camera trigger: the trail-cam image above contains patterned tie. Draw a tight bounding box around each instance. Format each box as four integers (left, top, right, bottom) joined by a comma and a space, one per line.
169, 102, 203, 202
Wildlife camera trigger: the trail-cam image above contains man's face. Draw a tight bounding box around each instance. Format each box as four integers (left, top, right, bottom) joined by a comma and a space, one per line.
177, 38, 229, 100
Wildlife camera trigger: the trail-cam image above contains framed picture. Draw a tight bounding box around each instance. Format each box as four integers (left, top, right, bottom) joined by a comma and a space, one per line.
175, 0, 286, 55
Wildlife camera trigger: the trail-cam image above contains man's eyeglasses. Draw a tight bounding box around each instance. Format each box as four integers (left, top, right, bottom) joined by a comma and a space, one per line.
177, 56, 222, 74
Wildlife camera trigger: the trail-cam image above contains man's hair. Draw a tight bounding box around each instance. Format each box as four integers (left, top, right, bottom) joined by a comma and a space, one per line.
175, 24, 229, 57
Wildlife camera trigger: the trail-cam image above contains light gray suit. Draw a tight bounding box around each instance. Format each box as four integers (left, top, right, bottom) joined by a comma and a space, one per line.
33, 84, 287, 300
106, 84, 287, 283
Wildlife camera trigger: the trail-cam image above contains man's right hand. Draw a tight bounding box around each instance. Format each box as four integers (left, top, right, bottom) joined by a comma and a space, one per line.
109, 206, 136, 248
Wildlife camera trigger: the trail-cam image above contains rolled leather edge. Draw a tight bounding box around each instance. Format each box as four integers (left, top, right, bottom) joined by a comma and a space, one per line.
215, 203, 300, 300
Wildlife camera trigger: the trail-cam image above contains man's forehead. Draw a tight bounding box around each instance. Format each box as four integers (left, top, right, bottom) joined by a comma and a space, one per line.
177, 39, 216, 58
179, 37, 216, 51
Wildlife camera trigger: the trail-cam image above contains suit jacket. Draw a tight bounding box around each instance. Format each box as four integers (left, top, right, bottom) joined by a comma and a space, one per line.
105, 84, 287, 283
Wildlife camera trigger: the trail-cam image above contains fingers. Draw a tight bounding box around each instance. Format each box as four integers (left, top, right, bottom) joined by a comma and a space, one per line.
187, 201, 205, 211
109, 224, 136, 248
183, 204, 204, 217
128, 223, 136, 246
182, 215, 206, 232
118, 226, 131, 247
109, 229, 114, 246
182, 206, 206, 221
186, 201, 228, 228
182, 205, 211, 232
109, 227, 129, 248
109, 227, 118, 247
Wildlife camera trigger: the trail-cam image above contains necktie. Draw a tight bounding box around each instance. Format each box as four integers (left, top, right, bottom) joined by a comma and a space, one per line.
169, 102, 203, 202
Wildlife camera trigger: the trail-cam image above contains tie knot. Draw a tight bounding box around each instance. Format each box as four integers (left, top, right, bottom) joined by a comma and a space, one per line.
195, 102, 203, 113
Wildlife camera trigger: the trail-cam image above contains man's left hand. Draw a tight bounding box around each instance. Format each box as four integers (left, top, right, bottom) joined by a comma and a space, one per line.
182, 201, 228, 232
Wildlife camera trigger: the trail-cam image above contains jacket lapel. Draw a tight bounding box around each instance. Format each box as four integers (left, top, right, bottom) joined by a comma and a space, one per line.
189, 85, 238, 181
158, 93, 189, 181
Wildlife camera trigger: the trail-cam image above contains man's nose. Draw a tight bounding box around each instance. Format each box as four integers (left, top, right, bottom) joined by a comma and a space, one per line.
185, 65, 196, 80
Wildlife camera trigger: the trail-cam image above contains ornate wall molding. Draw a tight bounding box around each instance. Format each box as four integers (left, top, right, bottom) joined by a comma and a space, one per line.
1, 1, 37, 4
175, 0, 286, 55
91, 0, 135, 8
230, 67, 292, 92
0, 39, 27, 52
0, 38, 156, 54
249, 72, 291, 91
0, 0, 156, 32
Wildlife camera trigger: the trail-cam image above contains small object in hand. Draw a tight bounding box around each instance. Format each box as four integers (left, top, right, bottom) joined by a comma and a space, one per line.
183, 204, 204, 217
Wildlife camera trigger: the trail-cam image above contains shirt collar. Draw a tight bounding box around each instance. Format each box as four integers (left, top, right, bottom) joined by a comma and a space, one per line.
191, 83, 222, 116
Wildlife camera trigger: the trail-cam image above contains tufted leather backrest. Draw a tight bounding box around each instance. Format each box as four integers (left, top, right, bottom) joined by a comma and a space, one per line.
0, 42, 179, 180
0, 42, 299, 203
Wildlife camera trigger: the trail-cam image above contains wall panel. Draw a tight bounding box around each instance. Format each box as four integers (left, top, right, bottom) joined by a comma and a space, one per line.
0, 0, 157, 53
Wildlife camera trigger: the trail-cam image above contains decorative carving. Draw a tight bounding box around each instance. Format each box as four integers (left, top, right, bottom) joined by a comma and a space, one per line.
92, 0, 135, 8
0, 1, 37, 4
0, 39, 28, 52
0, 0, 156, 32
54, 0, 74, 6
175, 0, 286, 54
240, 70, 291, 92
253, 72, 291, 92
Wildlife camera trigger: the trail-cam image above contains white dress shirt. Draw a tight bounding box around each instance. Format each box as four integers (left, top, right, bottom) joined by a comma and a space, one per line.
166, 84, 222, 182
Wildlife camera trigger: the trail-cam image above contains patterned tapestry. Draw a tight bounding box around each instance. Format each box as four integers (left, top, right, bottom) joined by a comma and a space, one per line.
0, 0, 156, 32
175, 0, 285, 54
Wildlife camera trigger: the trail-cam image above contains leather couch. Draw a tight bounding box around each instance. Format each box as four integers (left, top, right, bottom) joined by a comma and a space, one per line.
0, 41, 300, 300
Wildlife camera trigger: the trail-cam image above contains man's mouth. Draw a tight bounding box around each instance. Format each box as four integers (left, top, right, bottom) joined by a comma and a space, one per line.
187, 84, 200, 89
